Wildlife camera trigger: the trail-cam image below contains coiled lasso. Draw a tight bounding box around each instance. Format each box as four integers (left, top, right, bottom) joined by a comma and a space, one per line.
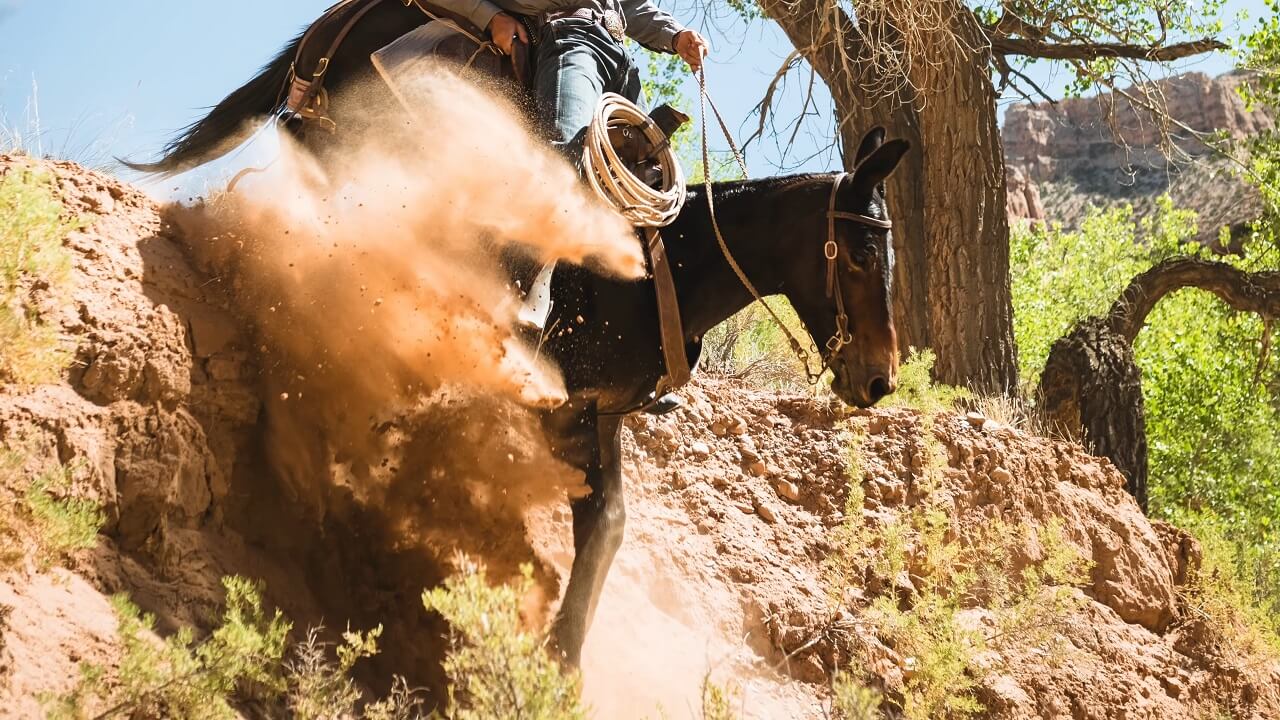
582, 92, 687, 228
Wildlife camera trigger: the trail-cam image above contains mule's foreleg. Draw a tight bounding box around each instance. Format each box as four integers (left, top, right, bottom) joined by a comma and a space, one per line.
550, 413, 625, 667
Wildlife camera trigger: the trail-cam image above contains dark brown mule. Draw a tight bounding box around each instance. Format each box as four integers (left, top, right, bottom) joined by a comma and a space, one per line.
125, 4, 907, 667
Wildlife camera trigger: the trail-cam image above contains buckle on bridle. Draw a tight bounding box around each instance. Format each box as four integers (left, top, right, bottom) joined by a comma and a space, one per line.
823, 240, 838, 260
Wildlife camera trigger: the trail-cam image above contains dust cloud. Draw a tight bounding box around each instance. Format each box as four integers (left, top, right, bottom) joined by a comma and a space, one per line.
197, 68, 638, 410
166, 64, 646, 662
172, 61, 749, 707
175, 65, 643, 485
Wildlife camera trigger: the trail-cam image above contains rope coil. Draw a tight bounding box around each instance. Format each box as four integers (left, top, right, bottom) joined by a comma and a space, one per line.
582, 92, 687, 228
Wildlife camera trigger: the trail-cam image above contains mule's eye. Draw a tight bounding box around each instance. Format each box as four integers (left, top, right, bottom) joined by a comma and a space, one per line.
850, 244, 876, 270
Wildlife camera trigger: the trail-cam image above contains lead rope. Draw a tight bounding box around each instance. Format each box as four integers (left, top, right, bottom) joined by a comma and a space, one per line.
696, 68, 827, 383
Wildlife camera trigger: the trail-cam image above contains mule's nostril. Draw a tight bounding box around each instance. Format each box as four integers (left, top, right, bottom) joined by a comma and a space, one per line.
868, 376, 890, 403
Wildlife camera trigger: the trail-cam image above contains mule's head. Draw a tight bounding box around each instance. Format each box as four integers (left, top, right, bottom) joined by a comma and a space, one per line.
788, 128, 909, 408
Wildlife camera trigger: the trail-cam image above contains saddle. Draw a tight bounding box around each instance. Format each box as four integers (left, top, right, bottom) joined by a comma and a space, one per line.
286, 0, 528, 129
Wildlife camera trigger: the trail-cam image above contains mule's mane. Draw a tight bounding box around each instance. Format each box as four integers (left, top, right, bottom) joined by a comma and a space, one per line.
697, 172, 838, 200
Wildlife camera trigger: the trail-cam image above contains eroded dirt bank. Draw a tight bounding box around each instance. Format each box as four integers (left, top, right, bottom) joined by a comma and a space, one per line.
584, 383, 1280, 718
2, 156, 1278, 718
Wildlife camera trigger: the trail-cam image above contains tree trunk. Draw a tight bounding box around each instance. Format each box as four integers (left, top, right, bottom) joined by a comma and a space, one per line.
912, 10, 1018, 394
1038, 317, 1149, 506
1038, 258, 1280, 510
758, 0, 1018, 394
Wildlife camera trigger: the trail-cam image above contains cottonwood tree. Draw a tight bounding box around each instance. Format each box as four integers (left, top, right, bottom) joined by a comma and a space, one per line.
714, 0, 1228, 393
1038, 258, 1280, 509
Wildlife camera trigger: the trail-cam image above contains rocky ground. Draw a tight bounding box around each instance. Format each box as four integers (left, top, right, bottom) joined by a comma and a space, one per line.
583, 383, 1280, 718
2, 155, 1279, 718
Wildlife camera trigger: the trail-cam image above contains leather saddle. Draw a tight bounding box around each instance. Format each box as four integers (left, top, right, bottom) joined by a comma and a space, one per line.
286, 0, 529, 129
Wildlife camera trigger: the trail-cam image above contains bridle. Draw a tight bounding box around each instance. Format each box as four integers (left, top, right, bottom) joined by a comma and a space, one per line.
697, 69, 893, 384
819, 172, 894, 381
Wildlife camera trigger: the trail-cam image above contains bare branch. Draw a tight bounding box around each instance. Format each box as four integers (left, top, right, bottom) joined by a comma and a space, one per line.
745, 49, 802, 149
988, 10, 1050, 42
784, 66, 819, 156
1108, 258, 1280, 343
994, 53, 1056, 104
992, 36, 1226, 62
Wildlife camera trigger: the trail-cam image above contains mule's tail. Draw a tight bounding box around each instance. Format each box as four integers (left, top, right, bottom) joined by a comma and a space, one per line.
120, 28, 305, 176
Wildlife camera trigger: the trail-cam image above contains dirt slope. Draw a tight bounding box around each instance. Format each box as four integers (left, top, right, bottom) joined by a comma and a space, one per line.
2, 156, 1278, 718
590, 384, 1280, 718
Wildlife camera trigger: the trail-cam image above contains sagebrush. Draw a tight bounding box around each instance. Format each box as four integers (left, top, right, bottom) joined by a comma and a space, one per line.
0, 164, 76, 383
422, 560, 585, 720
0, 448, 103, 569
828, 422, 1091, 719
45, 576, 424, 720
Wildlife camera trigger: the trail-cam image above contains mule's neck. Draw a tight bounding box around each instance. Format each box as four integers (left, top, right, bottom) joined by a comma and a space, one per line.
665, 175, 831, 343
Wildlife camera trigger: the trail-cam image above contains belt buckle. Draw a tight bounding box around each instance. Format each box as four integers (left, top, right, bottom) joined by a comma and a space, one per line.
602, 9, 624, 42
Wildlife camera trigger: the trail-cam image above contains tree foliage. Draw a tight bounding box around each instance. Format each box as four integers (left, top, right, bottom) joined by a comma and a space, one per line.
1011, 201, 1280, 624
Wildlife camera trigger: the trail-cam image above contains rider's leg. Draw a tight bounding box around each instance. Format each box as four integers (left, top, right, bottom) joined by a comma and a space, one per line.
518, 20, 635, 330
533, 19, 637, 163
528, 23, 685, 415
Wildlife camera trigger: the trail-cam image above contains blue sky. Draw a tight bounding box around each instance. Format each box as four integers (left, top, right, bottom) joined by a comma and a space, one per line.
0, 0, 1260, 178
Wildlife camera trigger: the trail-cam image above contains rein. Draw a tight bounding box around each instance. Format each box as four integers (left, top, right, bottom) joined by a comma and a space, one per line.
695, 69, 892, 384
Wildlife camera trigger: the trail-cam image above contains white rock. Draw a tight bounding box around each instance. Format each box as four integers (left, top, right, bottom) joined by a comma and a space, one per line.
775, 480, 801, 502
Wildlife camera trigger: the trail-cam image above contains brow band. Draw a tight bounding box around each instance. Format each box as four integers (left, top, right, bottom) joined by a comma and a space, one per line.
828, 210, 893, 229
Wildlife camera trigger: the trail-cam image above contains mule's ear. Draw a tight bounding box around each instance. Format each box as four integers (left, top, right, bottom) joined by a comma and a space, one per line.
853, 127, 887, 167
852, 139, 910, 188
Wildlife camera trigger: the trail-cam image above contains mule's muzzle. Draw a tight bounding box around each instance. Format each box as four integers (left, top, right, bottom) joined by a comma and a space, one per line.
831, 364, 896, 408
867, 375, 893, 404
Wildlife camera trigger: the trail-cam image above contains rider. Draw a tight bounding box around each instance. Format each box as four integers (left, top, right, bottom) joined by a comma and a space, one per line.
434, 0, 707, 413
431, 0, 710, 159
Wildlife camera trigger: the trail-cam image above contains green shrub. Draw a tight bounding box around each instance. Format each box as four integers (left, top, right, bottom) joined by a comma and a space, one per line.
286, 625, 387, 720
701, 679, 736, 720
422, 560, 585, 720
0, 165, 77, 384
829, 673, 883, 720
830, 431, 1090, 719
45, 574, 428, 720
46, 577, 291, 720
24, 462, 104, 567
0, 448, 103, 570
883, 349, 971, 413
1177, 513, 1280, 659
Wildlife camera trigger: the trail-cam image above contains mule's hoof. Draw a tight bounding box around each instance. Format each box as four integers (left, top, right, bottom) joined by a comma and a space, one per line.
644, 392, 683, 416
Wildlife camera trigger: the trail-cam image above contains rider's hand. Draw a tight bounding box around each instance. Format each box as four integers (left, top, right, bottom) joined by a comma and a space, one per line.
488, 12, 528, 56
674, 30, 709, 71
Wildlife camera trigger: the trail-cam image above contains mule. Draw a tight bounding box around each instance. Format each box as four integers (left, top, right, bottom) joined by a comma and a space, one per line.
126, 3, 907, 667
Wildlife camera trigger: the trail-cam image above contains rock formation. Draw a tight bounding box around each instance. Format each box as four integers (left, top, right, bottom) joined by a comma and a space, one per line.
1002, 71, 1271, 237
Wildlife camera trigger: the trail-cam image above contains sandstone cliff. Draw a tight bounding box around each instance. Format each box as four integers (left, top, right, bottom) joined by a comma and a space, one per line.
1003, 71, 1272, 239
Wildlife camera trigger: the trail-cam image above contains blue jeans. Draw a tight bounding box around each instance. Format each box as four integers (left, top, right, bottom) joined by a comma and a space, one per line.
533, 17, 642, 163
